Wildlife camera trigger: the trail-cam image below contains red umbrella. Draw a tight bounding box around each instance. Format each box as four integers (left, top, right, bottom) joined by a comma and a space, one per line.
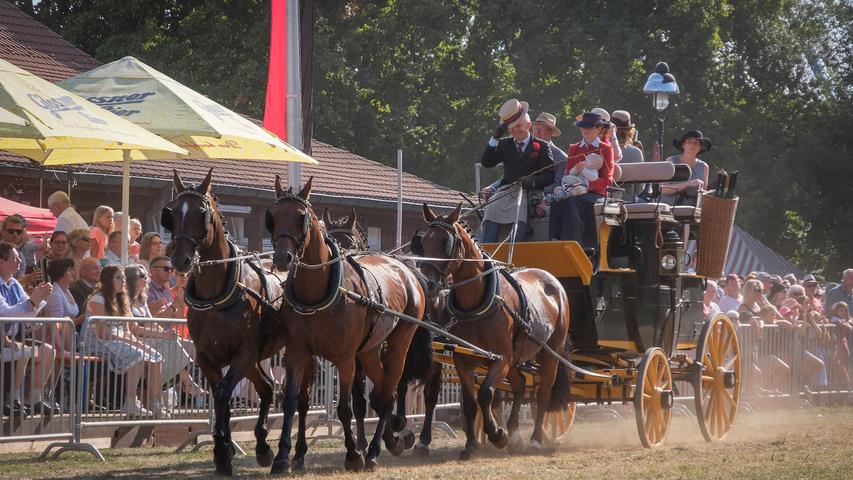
0, 196, 56, 236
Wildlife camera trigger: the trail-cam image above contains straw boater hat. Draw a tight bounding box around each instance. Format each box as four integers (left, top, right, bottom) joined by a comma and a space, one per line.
590, 107, 611, 123
498, 99, 530, 129
532, 112, 561, 137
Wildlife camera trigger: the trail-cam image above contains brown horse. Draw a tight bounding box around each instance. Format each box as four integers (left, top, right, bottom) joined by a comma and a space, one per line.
267, 177, 427, 473
415, 203, 572, 458
163, 169, 288, 476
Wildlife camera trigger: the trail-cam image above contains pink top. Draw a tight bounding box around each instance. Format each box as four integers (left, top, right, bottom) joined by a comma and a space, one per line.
90, 226, 107, 259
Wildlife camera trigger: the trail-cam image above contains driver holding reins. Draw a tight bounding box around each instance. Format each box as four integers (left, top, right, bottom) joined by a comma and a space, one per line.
479, 99, 554, 242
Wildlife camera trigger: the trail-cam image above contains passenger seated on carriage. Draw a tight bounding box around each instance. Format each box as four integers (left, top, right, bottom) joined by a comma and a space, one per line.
659, 130, 711, 206
479, 99, 554, 243
548, 112, 615, 249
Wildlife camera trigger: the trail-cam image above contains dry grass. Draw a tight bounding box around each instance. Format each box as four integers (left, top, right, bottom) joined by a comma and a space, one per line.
2, 406, 852, 479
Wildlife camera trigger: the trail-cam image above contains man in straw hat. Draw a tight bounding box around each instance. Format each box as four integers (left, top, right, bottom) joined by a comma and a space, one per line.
479, 99, 554, 242
531, 112, 568, 186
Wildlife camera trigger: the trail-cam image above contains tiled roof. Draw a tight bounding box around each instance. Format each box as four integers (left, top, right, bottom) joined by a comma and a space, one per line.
0, 2, 461, 206
0, 2, 100, 82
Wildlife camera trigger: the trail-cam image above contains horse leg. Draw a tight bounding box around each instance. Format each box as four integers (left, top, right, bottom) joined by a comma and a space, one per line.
351, 361, 369, 452
357, 348, 394, 470
530, 351, 559, 450
478, 358, 510, 449
270, 349, 308, 475
335, 357, 365, 472
505, 367, 527, 452
455, 362, 480, 461
395, 377, 417, 450
414, 363, 443, 456
195, 354, 229, 475
212, 366, 242, 476
246, 363, 274, 467
292, 359, 315, 471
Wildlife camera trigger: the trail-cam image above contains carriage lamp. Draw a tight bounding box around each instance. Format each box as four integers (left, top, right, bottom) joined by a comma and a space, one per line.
643, 62, 679, 163
660, 229, 684, 276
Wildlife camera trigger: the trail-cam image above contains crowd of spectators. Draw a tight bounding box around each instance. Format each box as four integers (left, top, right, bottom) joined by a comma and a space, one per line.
703, 269, 853, 394
2, 191, 204, 419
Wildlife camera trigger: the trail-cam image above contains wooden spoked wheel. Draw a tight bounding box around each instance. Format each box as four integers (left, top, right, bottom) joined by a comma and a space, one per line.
694, 313, 742, 442
542, 402, 576, 444
634, 347, 673, 448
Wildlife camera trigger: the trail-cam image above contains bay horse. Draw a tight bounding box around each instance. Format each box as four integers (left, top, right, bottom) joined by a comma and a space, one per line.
323, 207, 444, 456
162, 169, 288, 476
267, 177, 427, 473
415, 203, 572, 458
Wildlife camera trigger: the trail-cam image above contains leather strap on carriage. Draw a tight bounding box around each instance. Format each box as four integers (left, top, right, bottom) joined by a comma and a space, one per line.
184, 241, 247, 311
281, 236, 346, 315
496, 269, 533, 339
445, 261, 502, 321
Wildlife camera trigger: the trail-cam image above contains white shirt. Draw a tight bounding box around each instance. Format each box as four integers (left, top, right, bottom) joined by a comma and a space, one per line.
45, 282, 79, 319
718, 294, 742, 313
579, 137, 602, 148
488, 132, 531, 149
55, 206, 89, 234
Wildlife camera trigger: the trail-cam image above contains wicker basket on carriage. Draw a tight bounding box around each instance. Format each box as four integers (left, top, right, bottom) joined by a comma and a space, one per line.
696, 193, 738, 278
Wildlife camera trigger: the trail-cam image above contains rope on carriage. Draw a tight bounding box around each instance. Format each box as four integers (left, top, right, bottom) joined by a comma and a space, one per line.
337, 286, 503, 362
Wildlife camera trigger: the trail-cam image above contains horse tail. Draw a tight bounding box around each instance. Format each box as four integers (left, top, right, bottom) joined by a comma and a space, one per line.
548, 337, 572, 412
402, 326, 434, 384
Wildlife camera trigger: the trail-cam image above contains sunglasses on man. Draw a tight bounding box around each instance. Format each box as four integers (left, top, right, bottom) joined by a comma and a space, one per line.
5, 228, 24, 235
152, 265, 175, 272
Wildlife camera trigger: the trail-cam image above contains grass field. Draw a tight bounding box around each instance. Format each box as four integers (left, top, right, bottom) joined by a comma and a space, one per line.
2, 406, 852, 479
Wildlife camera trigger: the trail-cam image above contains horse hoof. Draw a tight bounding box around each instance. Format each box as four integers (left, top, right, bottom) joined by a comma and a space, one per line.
391, 414, 407, 432
269, 459, 290, 476
401, 428, 417, 450
344, 452, 365, 472
292, 457, 306, 472
459, 449, 472, 461
387, 436, 405, 456
365, 457, 379, 472
528, 439, 542, 452
414, 442, 430, 457
489, 428, 508, 449
256, 445, 274, 467
356, 437, 369, 452
214, 465, 234, 477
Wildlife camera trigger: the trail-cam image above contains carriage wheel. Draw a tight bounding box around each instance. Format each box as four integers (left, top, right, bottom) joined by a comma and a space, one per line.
542, 402, 576, 444
694, 313, 741, 442
634, 348, 673, 448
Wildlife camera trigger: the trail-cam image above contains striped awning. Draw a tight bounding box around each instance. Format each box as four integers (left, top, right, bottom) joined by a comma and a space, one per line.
724, 226, 804, 277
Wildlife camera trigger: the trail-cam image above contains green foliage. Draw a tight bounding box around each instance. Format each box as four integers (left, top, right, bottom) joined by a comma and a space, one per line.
16, 0, 853, 277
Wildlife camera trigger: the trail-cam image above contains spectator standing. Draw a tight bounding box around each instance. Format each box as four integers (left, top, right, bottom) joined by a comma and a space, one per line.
824, 269, 853, 315
138, 233, 164, 270
738, 279, 764, 322
147, 256, 180, 318
89, 206, 114, 260
800, 274, 824, 314
47, 191, 88, 234
0, 241, 59, 416
67, 228, 91, 275
102, 231, 123, 266
128, 219, 142, 262
70, 257, 101, 315
718, 274, 743, 312
703, 280, 721, 319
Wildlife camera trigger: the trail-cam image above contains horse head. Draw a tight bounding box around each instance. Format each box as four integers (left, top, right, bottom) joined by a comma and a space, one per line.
414, 202, 467, 291
163, 168, 220, 273
324, 206, 368, 251
267, 175, 318, 271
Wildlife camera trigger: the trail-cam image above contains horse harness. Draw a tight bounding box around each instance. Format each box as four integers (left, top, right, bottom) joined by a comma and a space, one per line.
183, 240, 276, 312
265, 190, 313, 259
160, 188, 218, 248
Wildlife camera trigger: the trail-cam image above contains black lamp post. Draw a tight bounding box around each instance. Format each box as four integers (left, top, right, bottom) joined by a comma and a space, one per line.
643, 62, 679, 162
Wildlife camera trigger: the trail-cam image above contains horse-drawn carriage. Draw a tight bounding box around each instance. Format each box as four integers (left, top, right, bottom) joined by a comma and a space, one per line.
424, 160, 741, 448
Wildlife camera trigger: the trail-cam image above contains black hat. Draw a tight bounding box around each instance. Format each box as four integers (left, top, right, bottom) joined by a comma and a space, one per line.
768, 282, 786, 299
673, 130, 712, 154
575, 112, 608, 129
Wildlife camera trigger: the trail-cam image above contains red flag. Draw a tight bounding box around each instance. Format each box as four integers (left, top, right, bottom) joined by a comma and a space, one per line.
264, 0, 287, 141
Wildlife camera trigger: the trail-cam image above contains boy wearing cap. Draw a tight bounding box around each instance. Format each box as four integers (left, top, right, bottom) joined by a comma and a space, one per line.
479, 99, 554, 242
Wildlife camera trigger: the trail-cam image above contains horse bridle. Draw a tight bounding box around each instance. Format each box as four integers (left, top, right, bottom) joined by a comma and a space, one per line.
327, 223, 367, 251
265, 192, 314, 260
161, 189, 216, 249
411, 220, 464, 280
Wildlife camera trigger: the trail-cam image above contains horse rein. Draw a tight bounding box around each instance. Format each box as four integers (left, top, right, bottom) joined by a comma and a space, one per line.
167, 189, 217, 272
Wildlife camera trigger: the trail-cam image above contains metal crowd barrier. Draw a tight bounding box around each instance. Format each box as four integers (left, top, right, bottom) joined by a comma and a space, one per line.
1, 318, 78, 455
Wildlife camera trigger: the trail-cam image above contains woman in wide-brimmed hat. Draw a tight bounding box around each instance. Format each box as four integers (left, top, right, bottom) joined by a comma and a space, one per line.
659, 130, 711, 205
612, 110, 646, 202
548, 112, 615, 246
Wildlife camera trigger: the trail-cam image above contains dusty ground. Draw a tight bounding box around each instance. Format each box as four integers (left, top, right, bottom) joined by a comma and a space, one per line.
1, 406, 852, 479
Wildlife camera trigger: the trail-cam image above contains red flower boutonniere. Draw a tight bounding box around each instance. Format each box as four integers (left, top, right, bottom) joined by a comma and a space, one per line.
529, 141, 541, 159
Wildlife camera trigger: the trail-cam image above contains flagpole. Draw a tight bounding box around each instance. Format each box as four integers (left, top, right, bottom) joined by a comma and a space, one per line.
286, 0, 303, 190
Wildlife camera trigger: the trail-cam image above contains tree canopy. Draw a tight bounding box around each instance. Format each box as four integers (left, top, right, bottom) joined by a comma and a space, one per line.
16, 0, 853, 276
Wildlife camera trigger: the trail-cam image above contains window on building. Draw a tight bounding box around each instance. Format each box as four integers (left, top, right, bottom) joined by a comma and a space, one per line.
368, 226, 381, 251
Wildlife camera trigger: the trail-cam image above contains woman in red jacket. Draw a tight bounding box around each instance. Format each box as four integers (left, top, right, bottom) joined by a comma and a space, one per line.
548, 112, 615, 247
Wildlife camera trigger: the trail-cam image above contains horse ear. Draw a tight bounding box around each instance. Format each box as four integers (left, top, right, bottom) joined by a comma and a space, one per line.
446, 202, 463, 224
173, 170, 185, 193
274, 174, 284, 198
298, 176, 314, 200
199, 167, 213, 193
423, 203, 436, 222
322, 206, 332, 226
346, 206, 357, 229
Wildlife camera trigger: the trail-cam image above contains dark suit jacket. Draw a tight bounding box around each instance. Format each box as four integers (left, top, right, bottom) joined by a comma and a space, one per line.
69, 279, 96, 315
480, 136, 554, 189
